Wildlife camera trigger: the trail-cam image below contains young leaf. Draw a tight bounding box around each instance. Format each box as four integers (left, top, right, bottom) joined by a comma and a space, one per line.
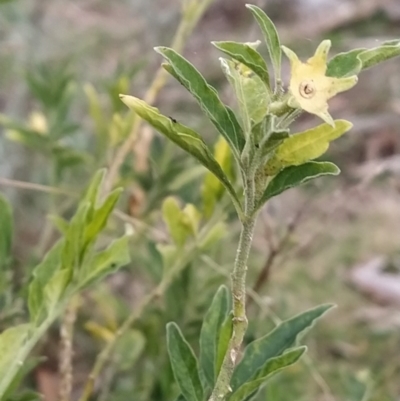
199, 285, 230, 388
212, 41, 271, 90
43, 269, 71, 314
231, 304, 334, 390
155, 47, 245, 154
327, 40, 400, 78
83, 187, 123, 248
246, 5, 281, 85
78, 236, 130, 289
82, 168, 106, 217
228, 347, 306, 401
162, 197, 191, 247
167, 322, 204, 401
265, 120, 352, 175
120, 95, 241, 212
0, 194, 13, 269
258, 161, 340, 206
220, 58, 268, 133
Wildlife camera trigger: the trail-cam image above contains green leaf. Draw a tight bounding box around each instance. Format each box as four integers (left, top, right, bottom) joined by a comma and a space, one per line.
28, 241, 63, 322
259, 161, 340, 205
231, 304, 334, 390
220, 58, 268, 133
265, 120, 352, 175
199, 285, 230, 388
43, 269, 71, 314
216, 312, 233, 379
327, 40, 400, 78
61, 202, 90, 272
358, 41, 400, 70
228, 347, 306, 401
81, 169, 106, 220
83, 187, 123, 248
78, 236, 130, 289
326, 49, 363, 78
166, 322, 203, 401
155, 47, 245, 154
0, 194, 13, 269
114, 329, 146, 371
246, 5, 281, 85
212, 41, 271, 90
121, 95, 241, 212
0, 325, 31, 378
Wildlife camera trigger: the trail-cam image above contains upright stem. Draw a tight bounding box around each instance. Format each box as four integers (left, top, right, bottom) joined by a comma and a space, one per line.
209, 175, 257, 400
59, 298, 78, 401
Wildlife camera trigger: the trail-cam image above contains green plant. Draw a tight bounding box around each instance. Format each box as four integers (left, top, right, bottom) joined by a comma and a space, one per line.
119, 4, 400, 401
0, 170, 130, 400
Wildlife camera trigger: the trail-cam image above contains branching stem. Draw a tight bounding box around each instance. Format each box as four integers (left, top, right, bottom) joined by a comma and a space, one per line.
209, 173, 257, 400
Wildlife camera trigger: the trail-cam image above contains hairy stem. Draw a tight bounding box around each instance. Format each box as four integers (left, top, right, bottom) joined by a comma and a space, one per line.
209, 175, 257, 400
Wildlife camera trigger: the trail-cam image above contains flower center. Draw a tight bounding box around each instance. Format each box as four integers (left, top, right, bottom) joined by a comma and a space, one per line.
299, 80, 316, 98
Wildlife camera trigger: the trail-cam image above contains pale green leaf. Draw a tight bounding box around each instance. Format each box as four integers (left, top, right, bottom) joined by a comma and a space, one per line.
327, 40, 400, 78
162, 197, 191, 247
121, 95, 241, 211
265, 120, 352, 175
155, 47, 245, 155
212, 41, 271, 90
167, 322, 203, 401
220, 58, 268, 133
259, 161, 340, 206
199, 285, 230, 388
231, 304, 334, 390
78, 236, 130, 289
0, 325, 31, 379
246, 5, 281, 85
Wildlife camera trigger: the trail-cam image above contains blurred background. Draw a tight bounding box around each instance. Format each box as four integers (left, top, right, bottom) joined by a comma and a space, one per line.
1, 0, 400, 400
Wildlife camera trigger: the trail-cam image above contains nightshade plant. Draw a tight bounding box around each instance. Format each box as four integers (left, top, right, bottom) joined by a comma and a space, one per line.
120, 4, 400, 401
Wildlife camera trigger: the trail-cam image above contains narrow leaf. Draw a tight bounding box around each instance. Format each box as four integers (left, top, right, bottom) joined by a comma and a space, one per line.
155, 47, 245, 154
259, 161, 340, 205
228, 347, 306, 401
121, 95, 241, 211
265, 120, 352, 175
78, 236, 130, 289
0, 194, 13, 269
216, 312, 233, 378
167, 322, 203, 401
162, 197, 190, 247
199, 285, 230, 388
231, 304, 334, 390
327, 41, 400, 78
212, 41, 271, 90
220, 58, 268, 133
246, 5, 281, 84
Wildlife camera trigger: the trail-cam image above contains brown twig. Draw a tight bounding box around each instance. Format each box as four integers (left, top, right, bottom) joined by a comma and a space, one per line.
251, 201, 308, 297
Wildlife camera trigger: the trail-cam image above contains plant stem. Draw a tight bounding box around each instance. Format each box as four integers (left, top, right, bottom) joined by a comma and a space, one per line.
209, 175, 257, 400
59, 297, 78, 401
